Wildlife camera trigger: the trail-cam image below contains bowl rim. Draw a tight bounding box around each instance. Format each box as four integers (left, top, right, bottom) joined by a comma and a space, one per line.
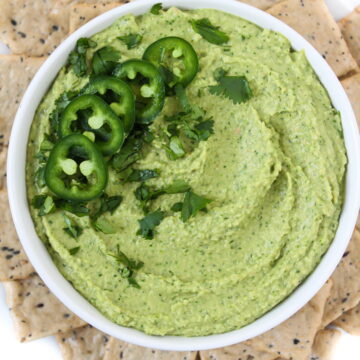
7, 0, 360, 351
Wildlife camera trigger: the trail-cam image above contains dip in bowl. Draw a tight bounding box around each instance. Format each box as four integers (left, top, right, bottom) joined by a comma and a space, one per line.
8, 0, 360, 351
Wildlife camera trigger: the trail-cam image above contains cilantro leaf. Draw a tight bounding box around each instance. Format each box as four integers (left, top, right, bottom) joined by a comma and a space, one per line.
109, 245, 144, 288
208, 75, 252, 104
137, 210, 165, 239
69, 246, 80, 255
150, 3, 163, 15
68, 37, 97, 76
195, 119, 214, 141
165, 136, 186, 160
92, 217, 116, 234
92, 46, 120, 75
171, 202, 183, 212
91, 193, 123, 220
118, 34, 143, 49
175, 84, 191, 113
55, 199, 90, 217
32, 195, 55, 216
112, 135, 143, 172
181, 190, 211, 222
49, 91, 78, 142
126, 169, 159, 182
63, 214, 83, 239
190, 18, 229, 45
35, 166, 46, 188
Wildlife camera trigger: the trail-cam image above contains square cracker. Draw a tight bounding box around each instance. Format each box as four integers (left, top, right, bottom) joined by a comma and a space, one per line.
321, 228, 360, 327
200, 342, 277, 360
339, 6, 360, 67
332, 301, 360, 336
56, 325, 110, 360
3, 273, 86, 342
0, 0, 69, 57
69, 2, 129, 34
238, 0, 282, 10
103, 336, 197, 360
266, 0, 358, 77
310, 328, 342, 360
0, 189, 34, 281
341, 73, 360, 130
244, 280, 332, 360
0, 55, 46, 151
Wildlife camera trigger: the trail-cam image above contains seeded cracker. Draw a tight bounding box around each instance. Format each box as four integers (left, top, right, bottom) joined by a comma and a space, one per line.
56, 325, 110, 360
69, 2, 129, 34
321, 229, 360, 327
0, 0, 69, 57
237, 0, 283, 10
310, 328, 342, 360
339, 6, 360, 67
3, 273, 86, 342
0, 55, 45, 152
103, 336, 197, 360
200, 342, 278, 360
0, 189, 34, 281
243, 280, 332, 360
341, 73, 360, 130
267, 0, 358, 77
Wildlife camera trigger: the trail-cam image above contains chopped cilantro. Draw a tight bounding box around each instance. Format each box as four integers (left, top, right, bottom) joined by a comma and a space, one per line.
35, 166, 46, 188
190, 18, 229, 45
92, 46, 120, 75
181, 190, 211, 222
68, 37, 97, 77
175, 84, 191, 113
137, 210, 165, 239
112, 135, 143, 172
165, 136, 186, 160
171, 202, 183, 212
92, 217, 116, 234
55, 199, 90, 217
209, 75, 252, 104
63, 214, 83, 239
150, 3, 163, 15
194, 119, 214, 141
32, 195, 55, 216
49, 91, 78, 142
69, 246, 80, 256
118, 34, 143, 49
126, 169, 160, 182
109, 245, 144, 288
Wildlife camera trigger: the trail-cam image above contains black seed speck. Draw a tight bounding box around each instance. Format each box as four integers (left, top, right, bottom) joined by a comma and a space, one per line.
36, 303, 44, 308
6, 254, 13, 259
11, 19, 17, 26
293, 338, 300, 345
17, 31, 26, 38
52, 25, 59, 31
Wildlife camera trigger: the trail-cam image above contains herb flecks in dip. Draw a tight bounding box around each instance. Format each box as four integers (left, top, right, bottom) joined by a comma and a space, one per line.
26, 7, 347, 336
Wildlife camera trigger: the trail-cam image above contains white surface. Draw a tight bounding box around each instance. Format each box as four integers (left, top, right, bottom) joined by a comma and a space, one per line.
1, 0, 360, 358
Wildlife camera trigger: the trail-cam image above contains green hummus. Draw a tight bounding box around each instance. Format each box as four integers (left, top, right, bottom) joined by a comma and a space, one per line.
26, 7, 347, 336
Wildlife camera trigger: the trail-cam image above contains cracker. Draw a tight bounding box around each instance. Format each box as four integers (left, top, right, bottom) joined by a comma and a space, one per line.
310, 328, 341, 360
245, 280, 332, 360
56, 325, 110, 360
3, 273, 86, 342
238, 0, 282, 10
0, 189, 35, 281
69, 2, 128, 33
103, 336, 197, 360
341, 73, 360, 130
266, 0, 358, 77
0, 55, 45, 150
321, 228, 360, 327
339, 6, 360, 67
0, 0, 69, 57
332, 301, 360, 336
200, 342, 277, 360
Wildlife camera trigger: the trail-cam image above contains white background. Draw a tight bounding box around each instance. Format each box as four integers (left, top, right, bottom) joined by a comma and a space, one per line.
1, 0, 360, 358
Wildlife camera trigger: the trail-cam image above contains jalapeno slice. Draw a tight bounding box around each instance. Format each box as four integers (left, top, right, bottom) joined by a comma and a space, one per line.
113, 59, 165, 124
143, 37, 199, 88
45, 134, 108, 201
82, 76, 135, 134
59, 94, 125, 156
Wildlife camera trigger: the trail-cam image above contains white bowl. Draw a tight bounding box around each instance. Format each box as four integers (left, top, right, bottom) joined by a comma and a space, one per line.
7, 0, 360, 351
